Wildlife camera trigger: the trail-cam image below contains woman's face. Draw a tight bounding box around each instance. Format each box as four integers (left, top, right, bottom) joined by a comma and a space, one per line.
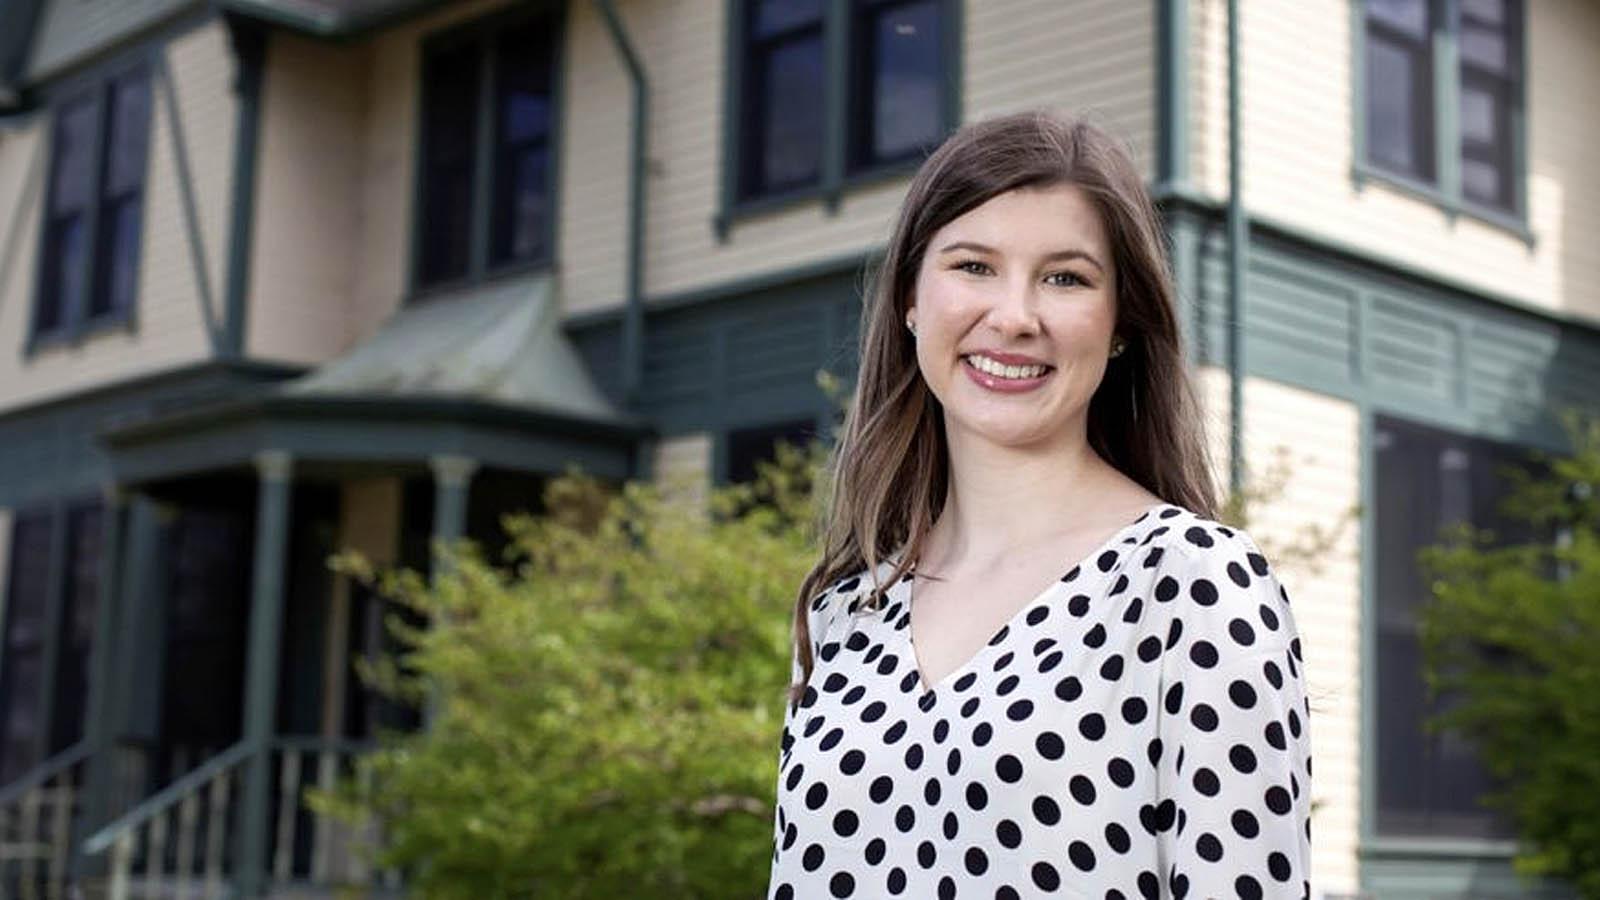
906, 183, 1119, 452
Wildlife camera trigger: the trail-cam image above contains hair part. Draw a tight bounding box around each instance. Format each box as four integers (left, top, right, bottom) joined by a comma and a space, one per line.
789, 110, 1219, 703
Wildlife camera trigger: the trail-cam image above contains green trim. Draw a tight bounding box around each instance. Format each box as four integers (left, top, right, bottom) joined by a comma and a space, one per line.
405, 2, 566, 299
563, 248, 874, 331
77, 489, 126, 854
591, 0, 649, 408
1350, 0, 1533, 244
1225, 0, 1245, 495
821, 0, 848, 213
1155, 0, 1188, 188
1156, 186, 1599, 338
221, 15, 266, 359
236, 450, 294, 899
714, 0, 961, 239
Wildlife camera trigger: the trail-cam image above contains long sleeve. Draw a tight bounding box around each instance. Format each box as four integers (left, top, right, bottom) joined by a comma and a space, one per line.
1153, 530, 1314, 899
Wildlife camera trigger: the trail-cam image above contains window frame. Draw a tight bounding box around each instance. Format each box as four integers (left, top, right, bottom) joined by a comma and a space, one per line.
717, 0, 961, 239
1352, 0, 1530, 241
407, 2, 566, 300
28, 60, 154, 351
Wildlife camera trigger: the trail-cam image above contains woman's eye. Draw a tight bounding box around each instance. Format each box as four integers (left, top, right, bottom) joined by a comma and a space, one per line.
954, 260, 993, 276
1045, 271, 1086, 288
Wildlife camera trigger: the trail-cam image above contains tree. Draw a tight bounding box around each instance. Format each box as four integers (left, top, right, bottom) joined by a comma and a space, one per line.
1418, 413, 1600, 897
311, 443, 824, 899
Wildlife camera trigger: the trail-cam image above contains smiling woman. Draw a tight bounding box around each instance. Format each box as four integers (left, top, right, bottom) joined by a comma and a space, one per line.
768, 112, 1315, 899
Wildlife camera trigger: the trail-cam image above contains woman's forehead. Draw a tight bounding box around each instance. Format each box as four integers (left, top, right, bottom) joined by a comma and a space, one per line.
930, 184, 1109, 260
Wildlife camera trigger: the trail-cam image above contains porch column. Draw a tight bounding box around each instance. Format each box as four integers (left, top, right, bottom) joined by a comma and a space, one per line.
237, 450, 294, 898
79, 486, 129, 848
424, 455, 477, 728
430, 453, 479, 557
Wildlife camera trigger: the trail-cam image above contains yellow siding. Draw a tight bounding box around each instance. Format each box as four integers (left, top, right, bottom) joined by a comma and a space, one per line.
1187, 0, 1600, 324
557, 1, 631, 315
653, 431, 713, 514
0, 22, 235, 415
1197, 365, 1362, 895
332, 0, 1156, 319
246, 33, 369, 364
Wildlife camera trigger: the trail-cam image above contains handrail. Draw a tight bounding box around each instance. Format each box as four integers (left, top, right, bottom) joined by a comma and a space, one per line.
81, 739, 255, 856
0, 741, 91, 808
271, 736, 375, 757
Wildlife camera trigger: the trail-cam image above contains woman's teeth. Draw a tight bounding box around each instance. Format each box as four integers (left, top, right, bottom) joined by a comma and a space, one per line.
965, 355, 1050, 379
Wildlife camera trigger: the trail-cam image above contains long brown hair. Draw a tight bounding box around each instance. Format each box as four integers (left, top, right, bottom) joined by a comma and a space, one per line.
790, 111, 1218, 701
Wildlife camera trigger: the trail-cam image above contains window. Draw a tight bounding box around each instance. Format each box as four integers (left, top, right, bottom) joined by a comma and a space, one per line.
49, 504, 103, 755
729, 0, 955, 208
726, 418, 819, 484
415, 10, 560, 290
0, 512, 55, 784
1373, 415, 1537, 839
34, 67, 151, 341
1359, 0, 1523, 219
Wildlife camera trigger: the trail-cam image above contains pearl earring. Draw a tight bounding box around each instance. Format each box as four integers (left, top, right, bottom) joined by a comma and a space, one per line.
906, 317, 917, 336
1109, 337, 1127, 358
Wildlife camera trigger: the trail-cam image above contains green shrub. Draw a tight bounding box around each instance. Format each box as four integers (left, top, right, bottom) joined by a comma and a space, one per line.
1419, 413, 1600, 897
311, 443, 823, 899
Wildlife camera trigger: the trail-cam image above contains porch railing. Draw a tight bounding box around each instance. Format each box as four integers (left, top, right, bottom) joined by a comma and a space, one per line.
80, 738, 394, 900
0, 742, 91, 900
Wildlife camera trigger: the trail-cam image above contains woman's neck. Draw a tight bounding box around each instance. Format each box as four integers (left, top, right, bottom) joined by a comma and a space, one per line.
921, 423, 1144, 573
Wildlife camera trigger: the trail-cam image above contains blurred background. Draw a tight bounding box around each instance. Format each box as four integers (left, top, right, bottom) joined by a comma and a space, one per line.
0, 0, 1596, 897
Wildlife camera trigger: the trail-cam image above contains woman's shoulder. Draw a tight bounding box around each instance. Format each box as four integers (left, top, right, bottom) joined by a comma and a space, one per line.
1132, 503, 1300, 653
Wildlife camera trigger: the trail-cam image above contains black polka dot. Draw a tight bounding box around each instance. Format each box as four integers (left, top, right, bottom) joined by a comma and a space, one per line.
1190, 578, 1219, 606
1068, 594, 1091, 616
1097, 549, 1120, 571
1196, 832, 1223, 862
1268, 851, 1292, 881
1190, 703, 1219, 732
806, 783, 828, 810
1137, 635, 1163, 662
1056, 676, 1083, 702
1069, 775, 1097, 805
1121, 697, 1148, 725
841, 750, 865, 774
1193, 767, 1220, 796
1036, 731, 1065, 760
996, 754, 1023, 783
803, 843, 825, 870
1265, 786, 1292, 814
1230, 743, 1258, 773
1033, 795, 1061, 825
996, 819, 1022, 848
1155, 576, 1180, 602
1229, 618, 1257, 646
1084, 623, 1107, 647
869, 775, 893, 803
1079, 713, 1107, 740
886, 867, 906, 894
1031, 862, 1061, 890
1026, 605, 1049, 625
1105, 821, 1131, 853
1189, 640, 1219, 668
1100, 654, 1125, 681
1164, 682, 1184, 714
1231, 808, 1260, 838
1108, 757, 1135, 788
1007, 699, 1034, 721
1236, 875, 1263, 900
964, 847, 989, 876
1068, 840, 1096, 871
916, 841, 936, 869
966, 781, 988, 810
1183, 526, 1214, 548
1228, 679, 1258, 709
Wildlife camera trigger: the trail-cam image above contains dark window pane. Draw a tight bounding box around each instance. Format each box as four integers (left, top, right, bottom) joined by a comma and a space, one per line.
90, 196, 142, 318
39, 98, 96, 332
1, 512, 54, 783
1365, 34, 1435, 182
744, 34, 825, 196
753, 0, 822, 37
1461, 0, 1506, 27
51, 504, 102, 754
489, 21, 555, 267
50, 98, 96, 214
728, 419, 817, 484
419, 43, 481, 285
104, 72, 151, 195
857, 0, 944, 168
1367, 0, 1429, 39
1374, 416, 1525, 839
1460, 20, 1508, 72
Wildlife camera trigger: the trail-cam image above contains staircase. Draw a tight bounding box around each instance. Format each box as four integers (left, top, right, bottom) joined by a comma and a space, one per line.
0, 740, 397, 900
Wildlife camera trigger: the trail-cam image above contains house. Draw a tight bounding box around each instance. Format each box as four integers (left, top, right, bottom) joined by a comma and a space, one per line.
0, 0, 1595, 896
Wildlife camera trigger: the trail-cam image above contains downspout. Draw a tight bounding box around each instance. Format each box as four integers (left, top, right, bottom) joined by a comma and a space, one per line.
221, 12, 267, 360
593, 0, 648, 409
1225, 0, 1246, 496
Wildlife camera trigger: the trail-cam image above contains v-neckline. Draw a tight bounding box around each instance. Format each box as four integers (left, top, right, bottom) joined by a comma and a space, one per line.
898, 502, 1172, 697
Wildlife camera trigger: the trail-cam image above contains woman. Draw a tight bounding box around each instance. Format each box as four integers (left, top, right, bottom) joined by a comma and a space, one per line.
767, 112, 1313, 899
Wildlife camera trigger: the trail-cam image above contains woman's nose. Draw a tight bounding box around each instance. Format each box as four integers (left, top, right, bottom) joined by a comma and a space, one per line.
985, 279, 1042, 336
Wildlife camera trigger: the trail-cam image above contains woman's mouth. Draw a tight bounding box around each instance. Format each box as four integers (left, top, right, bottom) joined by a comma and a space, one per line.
961, 353, 1054, 392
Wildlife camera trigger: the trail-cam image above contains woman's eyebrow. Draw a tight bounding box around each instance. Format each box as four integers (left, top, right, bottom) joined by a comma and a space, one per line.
935, 241, 1105, 274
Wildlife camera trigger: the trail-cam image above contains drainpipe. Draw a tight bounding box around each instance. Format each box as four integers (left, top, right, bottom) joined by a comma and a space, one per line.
1226, 0, 1246, 495
593, 0, 648, 409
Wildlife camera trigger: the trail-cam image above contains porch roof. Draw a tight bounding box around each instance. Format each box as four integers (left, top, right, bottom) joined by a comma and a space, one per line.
216, 0, 449, 38
100, 275, 647, 485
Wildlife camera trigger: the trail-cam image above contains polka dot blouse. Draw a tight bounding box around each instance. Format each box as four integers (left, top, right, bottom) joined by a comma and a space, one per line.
768, 503, 1313, 900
